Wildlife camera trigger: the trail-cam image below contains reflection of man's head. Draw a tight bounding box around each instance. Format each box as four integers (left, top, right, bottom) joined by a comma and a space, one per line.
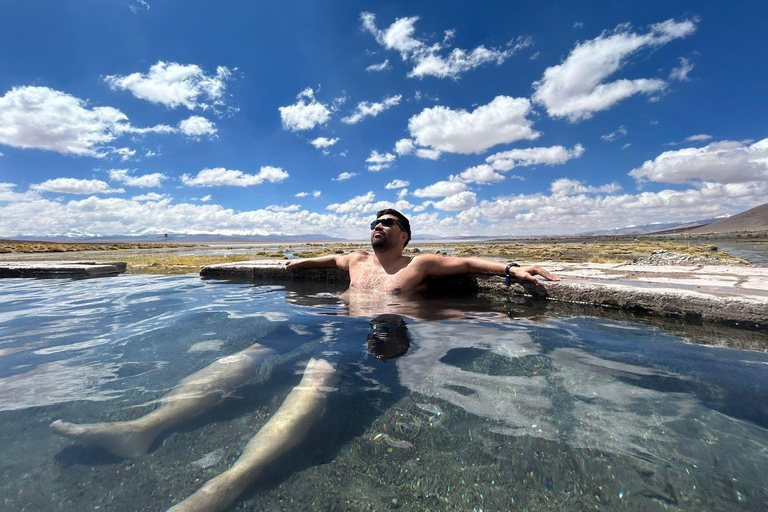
367, 314, 411, 362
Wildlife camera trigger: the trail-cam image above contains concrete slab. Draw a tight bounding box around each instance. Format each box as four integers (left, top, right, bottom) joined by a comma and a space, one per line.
201, 259, 768, 327
0, 261, 127, 278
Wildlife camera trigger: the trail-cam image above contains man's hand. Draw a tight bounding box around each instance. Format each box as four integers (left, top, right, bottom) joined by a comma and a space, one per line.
285, 260, 302, 271
509, 265, 560, 283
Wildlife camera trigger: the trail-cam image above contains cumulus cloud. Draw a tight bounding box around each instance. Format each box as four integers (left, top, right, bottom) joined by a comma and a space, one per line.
385, 179, 409, 189
431, 191, 477, 211
670, 57, 694, 81
532, 19, 697, 121
104, 61, 234, 110
413, 180, 467, 198
394, 138, 415, 156
333, 172, 357, 181
326, 191, 412, 214
0, 86, 173, 158
0, 183, 41, 202
415, 147, 442, 160
265, 204, 301, 212
178, 116, 217, 137
132, 192, 169, 202
279, 88, 331, 131
341, 94, 402, 124
629, 139, 768, 185
31, 178, 124, 195
456, 164, 505, 184
366, 150, 396, 171
601, 126, 627, 142
550, 178, 621, 196
108, 169, 167, 188
686, 134, 712, 142
485, 144, 585, 171
361, 12, 532, 79
408, 96, 539, 154
466, 180, 767, 235
310, 137, 340, 149
295, 190, 322, 198
366, 60, 391, 72
181, 166, 289, 187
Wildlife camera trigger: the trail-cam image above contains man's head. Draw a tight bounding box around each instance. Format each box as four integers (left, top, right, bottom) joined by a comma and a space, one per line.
371, 208, 412, 250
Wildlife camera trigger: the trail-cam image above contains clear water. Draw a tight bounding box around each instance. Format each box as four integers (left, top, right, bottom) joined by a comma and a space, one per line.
0, 275, 766, 511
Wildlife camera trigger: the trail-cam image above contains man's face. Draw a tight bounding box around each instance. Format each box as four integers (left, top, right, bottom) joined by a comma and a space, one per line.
370, 215, 404, 250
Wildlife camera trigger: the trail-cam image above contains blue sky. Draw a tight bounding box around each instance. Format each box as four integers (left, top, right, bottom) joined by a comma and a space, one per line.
1, 0, 766, 239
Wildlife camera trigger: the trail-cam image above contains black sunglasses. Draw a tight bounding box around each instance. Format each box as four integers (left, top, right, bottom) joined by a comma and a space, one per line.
370, 218, 403, 230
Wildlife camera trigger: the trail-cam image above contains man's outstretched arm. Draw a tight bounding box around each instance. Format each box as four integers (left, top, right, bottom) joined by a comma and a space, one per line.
417, 254, 560, 283
285, 252, 356, 271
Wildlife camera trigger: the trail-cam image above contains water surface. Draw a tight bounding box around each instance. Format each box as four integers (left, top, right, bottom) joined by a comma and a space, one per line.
0, 275, 766, 511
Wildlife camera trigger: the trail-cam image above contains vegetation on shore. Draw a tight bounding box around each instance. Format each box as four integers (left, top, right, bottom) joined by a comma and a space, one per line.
0, 238, 754, 274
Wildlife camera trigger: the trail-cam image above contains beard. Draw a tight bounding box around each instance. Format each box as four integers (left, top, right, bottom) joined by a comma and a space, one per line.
371, 231, 394, 250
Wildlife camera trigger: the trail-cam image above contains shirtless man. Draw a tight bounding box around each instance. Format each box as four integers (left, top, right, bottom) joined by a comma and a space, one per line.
286, 208, 559, 292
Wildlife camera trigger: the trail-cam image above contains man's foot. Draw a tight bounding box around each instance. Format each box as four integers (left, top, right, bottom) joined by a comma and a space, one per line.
50, 419, 157, 458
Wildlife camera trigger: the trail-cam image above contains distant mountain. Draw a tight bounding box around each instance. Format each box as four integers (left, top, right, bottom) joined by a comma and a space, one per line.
690, 203, 768, 234
577, 218, 721, 236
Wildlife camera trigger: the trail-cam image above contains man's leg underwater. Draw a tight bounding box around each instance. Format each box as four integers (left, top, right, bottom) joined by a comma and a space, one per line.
166, 358, 338, 512
50, 344, 275, 458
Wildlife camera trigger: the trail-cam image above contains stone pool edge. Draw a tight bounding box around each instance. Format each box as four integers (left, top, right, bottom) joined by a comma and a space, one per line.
200, 260, 768, 328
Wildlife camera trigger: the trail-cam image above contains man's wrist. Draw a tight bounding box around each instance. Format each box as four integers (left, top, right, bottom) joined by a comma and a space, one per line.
505, 262, 520, 286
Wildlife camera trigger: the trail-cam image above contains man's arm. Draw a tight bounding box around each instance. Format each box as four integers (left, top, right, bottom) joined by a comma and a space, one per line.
416, 254, 559, 283
285, 252, 357, 272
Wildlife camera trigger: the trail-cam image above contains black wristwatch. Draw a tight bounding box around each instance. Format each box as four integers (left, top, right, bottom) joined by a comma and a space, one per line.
505, 262, 520, 286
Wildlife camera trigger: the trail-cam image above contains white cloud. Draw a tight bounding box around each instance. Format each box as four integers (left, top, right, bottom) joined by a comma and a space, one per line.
341, 94, 402, 124
312, 190, 322, 198
485, 144, 585, 171
181, 166, 289, 187
104, 61, 234, 110
670, 57, 694, 81
361, 12, 532, 79
467, 180, 767, 235
31, 178, 124, 195
108, 169, 166, 188
550, 178, 621, 196
333, 172, 357, 181
1, 179, 765, 238
0, 86, 172, 157
456, 164, 505, 184
630, 139, 768, 184
601, 126, 627, 142
394, 138, 415, 156
397, 188, 408, 200
366, 60, 391, 72
413, 180, 467, 198
310, 137, 340, 149
622, 143, 632, 150
532, 19, 697, 121
0, 183, 41, 202
385, 179, 409, 189
431, 191, 477, 211
178, 116, 217, 137
686, 134, 712, 142
132, 192, 169, 202
198, 195, 211, 202
408, 96, 539, 154
265, 204, 301, 212
415, 147, 442, 160
366, 150, 396, 171
326, 191, 413, 214
278, 88, 331, 131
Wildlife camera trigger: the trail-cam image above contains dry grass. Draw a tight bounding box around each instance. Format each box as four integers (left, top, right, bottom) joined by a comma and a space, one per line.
2, 238, 749, 274
0, 241, 193, 254
111, 253, 285, 275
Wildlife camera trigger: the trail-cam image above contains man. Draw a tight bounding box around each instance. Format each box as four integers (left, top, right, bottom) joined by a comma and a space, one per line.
286, 208, 559, 292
